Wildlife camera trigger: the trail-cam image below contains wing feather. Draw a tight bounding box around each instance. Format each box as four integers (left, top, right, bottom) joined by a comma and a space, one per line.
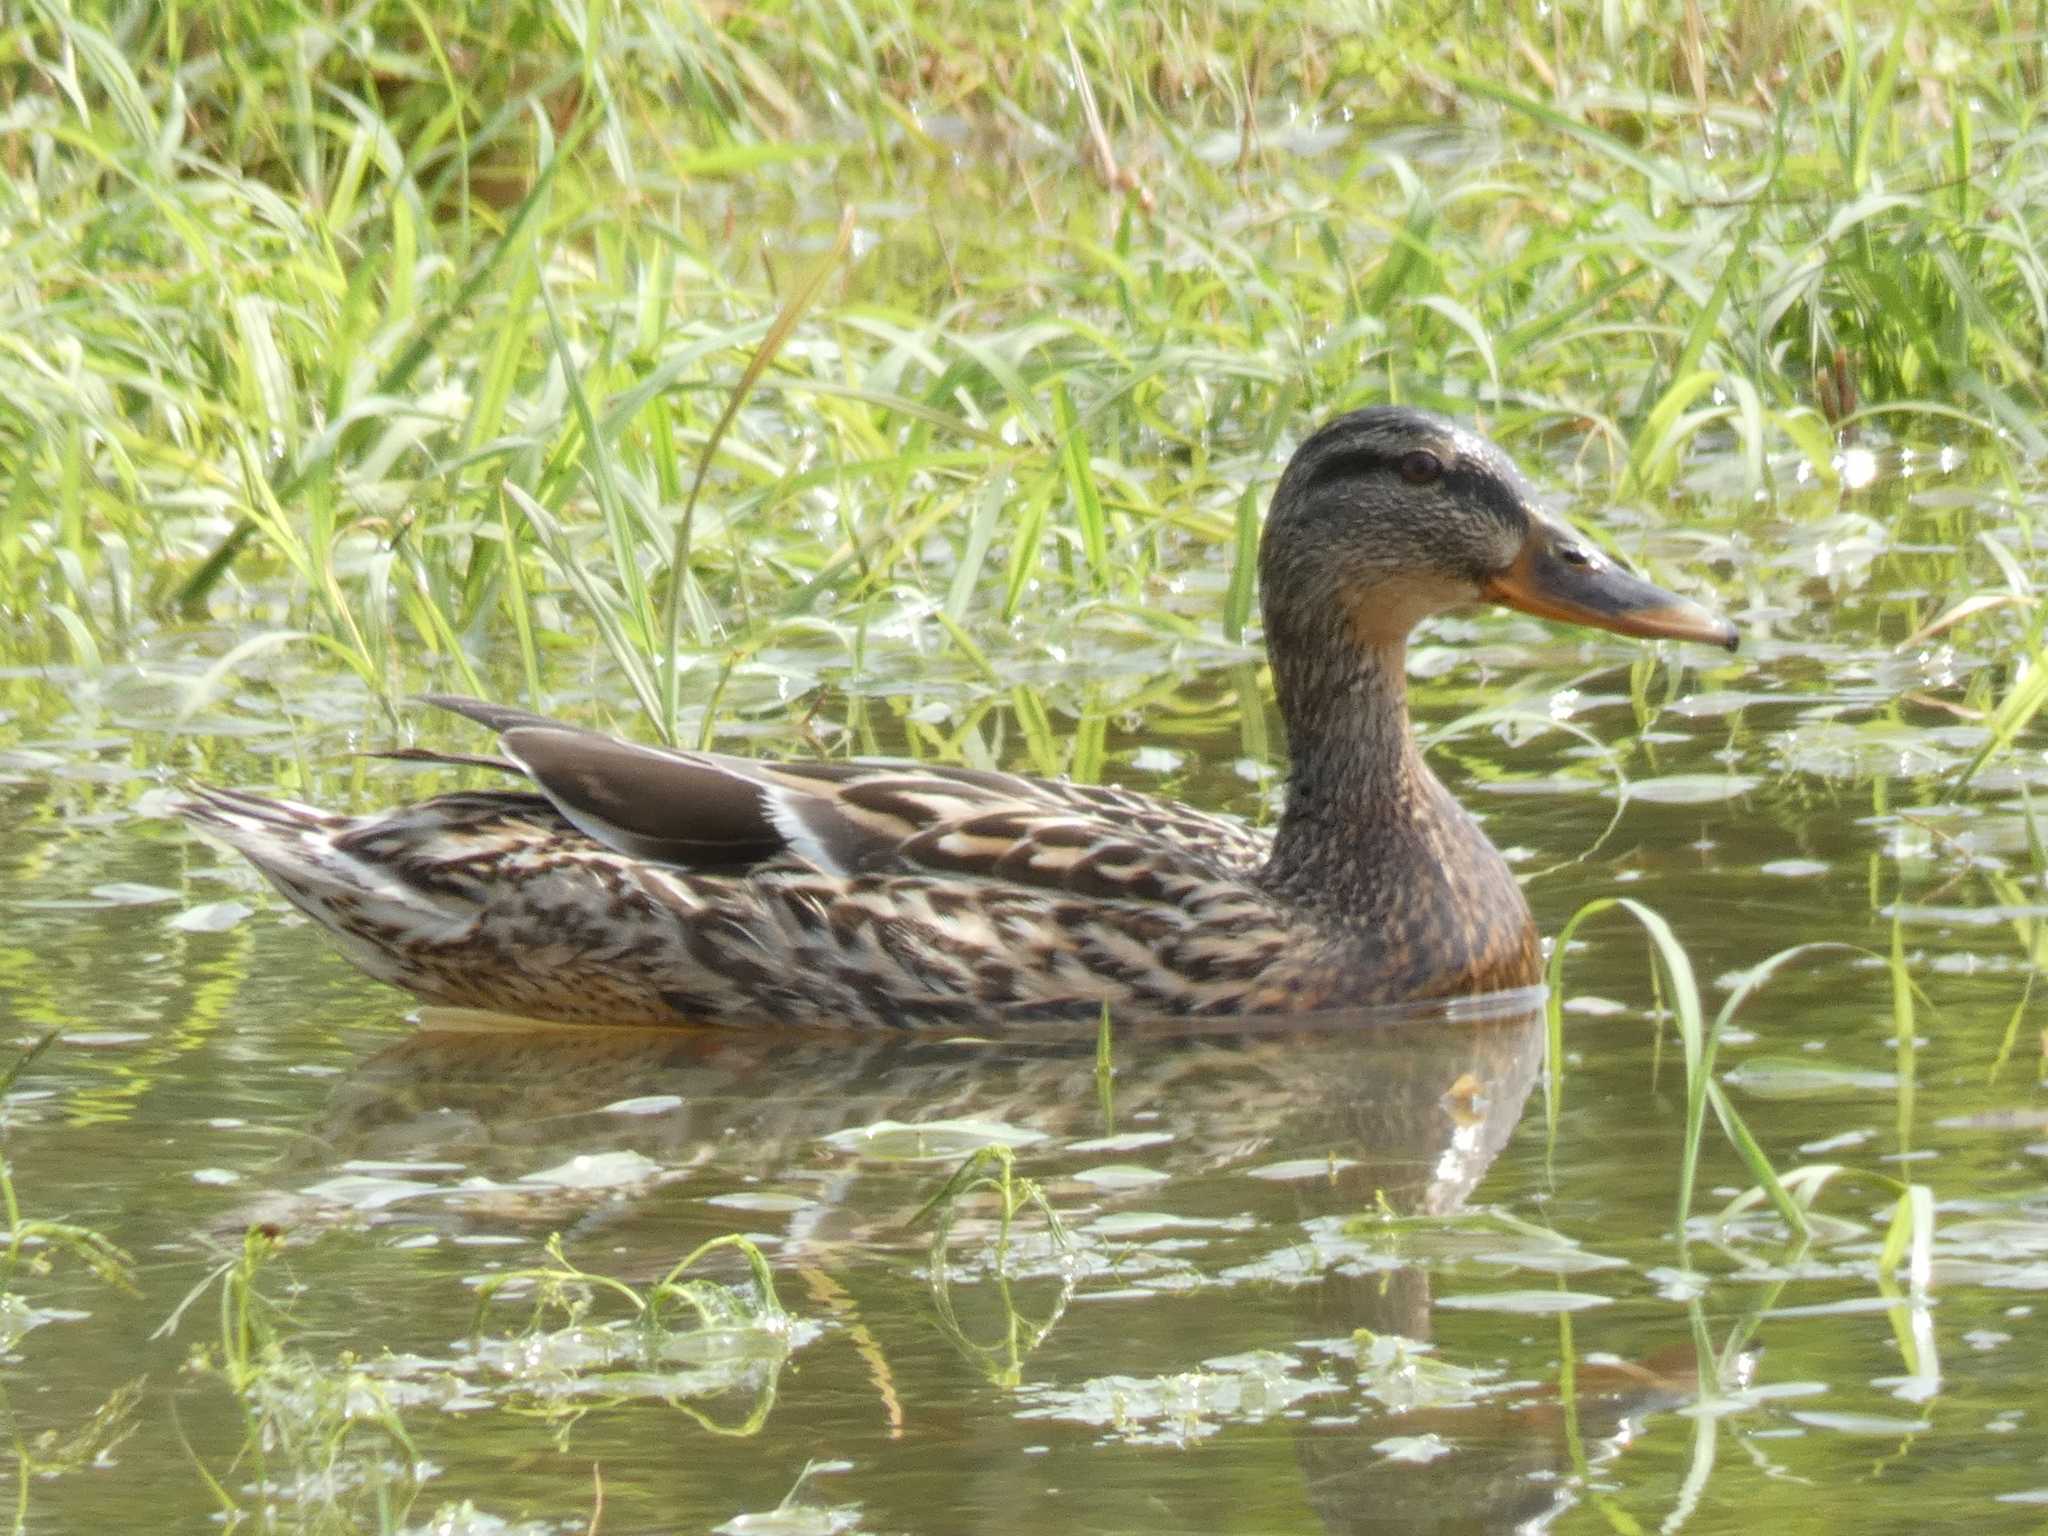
419, 695, 1270, 896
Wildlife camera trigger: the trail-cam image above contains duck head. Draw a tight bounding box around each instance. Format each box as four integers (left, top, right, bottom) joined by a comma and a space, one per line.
1259, 407, 1738, 663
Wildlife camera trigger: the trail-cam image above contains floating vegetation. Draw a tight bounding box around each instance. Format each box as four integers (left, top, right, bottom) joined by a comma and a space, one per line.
465, 1233, 809, 1435
1014, 1349, 1343, 1447
153, 1224, 810, 1532
820, 1119, 1048, 1165
1347, 1330, 1500, 1417
913, 1144, 1075, 1388
714, 1460, 863, 1536
1340, 1207, 1626, 1276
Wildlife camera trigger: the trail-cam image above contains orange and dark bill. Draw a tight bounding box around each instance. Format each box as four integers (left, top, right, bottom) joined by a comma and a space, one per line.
1482, 512, 1738, 652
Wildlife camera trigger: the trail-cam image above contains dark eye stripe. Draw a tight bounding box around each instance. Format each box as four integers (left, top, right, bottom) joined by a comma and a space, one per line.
1300, 446, 1402, 495
1439, 463, 1528, 528
1296, 443, 1530, 531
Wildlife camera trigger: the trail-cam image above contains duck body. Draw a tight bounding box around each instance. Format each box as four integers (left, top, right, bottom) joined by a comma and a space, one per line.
185, 701, 1536, 1028
184, 408, 1733, 1030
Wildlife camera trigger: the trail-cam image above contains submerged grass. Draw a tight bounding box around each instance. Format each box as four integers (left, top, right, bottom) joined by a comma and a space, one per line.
467, 1230, 798, 1435
4, 0, 2047, 756
1546, 896, 1937, 1295
470, 1229, 788, 1344
1546, 898, 1808, 1238
914, 1144, 1074, 1387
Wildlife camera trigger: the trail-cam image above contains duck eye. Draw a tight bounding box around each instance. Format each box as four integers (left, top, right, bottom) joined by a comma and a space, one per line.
1398, 451, 1443, 486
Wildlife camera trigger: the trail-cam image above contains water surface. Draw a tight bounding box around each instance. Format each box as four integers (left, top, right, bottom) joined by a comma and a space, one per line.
4, 467, 2048, 1533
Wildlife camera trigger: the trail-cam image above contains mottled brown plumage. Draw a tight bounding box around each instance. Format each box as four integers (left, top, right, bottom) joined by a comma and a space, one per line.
182, 408, 1735, 1029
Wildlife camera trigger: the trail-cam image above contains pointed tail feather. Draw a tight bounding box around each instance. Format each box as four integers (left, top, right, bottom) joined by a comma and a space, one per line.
177, 786, 481, 981
414, 694, 566, 735
178, 784, 348, 847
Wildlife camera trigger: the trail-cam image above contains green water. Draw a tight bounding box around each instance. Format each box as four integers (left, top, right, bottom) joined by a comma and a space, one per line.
5, 475, 2048, 1533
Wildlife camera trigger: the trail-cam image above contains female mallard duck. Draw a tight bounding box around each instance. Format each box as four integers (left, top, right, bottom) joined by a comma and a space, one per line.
184, 408, 1735, 1029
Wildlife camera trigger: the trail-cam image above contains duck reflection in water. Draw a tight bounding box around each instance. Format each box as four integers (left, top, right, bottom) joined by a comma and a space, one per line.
256, 995, 1728, 1534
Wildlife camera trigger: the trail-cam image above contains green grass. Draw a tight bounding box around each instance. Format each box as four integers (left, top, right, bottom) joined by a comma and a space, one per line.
914, 1142, 1074, 1386
1545, 899, 1939, 1268
6, 0, 2048, 747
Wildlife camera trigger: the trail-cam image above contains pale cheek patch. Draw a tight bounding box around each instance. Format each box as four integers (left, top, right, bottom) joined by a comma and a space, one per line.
1343, 573, 1483, 648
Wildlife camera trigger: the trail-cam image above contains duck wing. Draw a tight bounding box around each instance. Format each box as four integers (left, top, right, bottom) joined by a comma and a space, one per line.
416, 695, 1270, 894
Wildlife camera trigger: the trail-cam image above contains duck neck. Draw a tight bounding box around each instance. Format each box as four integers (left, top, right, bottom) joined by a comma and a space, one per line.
1260, 636, 1448, 905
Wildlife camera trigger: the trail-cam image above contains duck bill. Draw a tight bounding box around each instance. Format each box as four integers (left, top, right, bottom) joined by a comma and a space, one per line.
1481, 514, 1738, 651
